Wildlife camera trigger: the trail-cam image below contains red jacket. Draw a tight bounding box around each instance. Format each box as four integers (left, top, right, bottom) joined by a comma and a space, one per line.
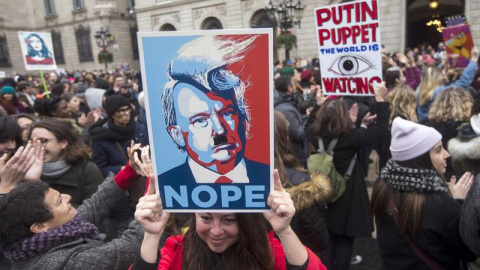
157, 231, 327, 270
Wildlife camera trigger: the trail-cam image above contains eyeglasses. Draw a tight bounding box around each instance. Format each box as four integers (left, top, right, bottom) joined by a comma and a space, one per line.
116, 107, 132, 115
38, 138, 56, 147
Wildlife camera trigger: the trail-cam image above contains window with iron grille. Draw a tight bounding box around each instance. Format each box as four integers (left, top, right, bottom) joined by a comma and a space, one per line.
75, 25, 93, 62
51, 30, 65, 64
44, 0, 56, 17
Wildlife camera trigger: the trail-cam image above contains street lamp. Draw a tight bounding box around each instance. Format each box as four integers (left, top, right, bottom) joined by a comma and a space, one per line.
94, 27, 114, 70
266, 0, 305, 60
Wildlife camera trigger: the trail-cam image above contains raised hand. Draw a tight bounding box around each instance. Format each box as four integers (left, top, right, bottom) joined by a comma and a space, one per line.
349, 103, 359, 123
133, 144, 153, 177
0, 141, 37, 193
449, 172, 474, 199
127, 140, 144, 176
263, 169, 295, 235
135, 175, 170, 236
24, 137, 44, 181
361, 112, 377, 127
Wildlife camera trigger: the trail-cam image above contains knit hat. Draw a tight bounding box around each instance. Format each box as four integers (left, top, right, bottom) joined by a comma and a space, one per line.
1, 86, 15, 95
390, 117, 442, 161
300, 69, 312, 82
281, 67, 295, 76
104, 95, 130, 118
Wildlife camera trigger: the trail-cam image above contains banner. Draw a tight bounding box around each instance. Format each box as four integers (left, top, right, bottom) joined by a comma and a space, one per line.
315, 0, 382, 96
138, 29, 273, 212
442, 23, 474, 68
18, 31, 57, 70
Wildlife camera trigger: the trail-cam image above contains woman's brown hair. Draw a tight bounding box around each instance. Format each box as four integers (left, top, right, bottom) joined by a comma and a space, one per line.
371, 151, 435, 237
313, 98, 352, 138
182, 213, 274, 270
274, 111, 307, 187
28, 118, 89, 165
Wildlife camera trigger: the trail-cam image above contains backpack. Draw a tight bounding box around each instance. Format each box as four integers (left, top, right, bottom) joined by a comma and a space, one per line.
307, 137, 357, 203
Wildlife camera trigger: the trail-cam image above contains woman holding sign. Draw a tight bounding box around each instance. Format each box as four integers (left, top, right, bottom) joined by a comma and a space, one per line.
130, 170, 326, 270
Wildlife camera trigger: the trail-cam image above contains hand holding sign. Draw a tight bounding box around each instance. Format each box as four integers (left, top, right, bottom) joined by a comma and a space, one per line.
263, 169, 295, 235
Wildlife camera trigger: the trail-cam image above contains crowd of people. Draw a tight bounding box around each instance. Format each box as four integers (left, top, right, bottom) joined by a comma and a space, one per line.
0, 39, 479, 270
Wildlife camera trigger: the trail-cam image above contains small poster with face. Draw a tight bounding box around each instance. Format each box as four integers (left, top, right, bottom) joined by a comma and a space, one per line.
18, 31, 57, 70
138, 29, 273, 212
315, 0, 382, 96
442, 23, 474, 68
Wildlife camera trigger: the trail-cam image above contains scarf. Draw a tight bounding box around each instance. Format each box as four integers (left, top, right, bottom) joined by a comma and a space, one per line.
381, 159, 447, 193
41, 159, 72, 178
89, 117, 136, 142
4, 214, 100, 261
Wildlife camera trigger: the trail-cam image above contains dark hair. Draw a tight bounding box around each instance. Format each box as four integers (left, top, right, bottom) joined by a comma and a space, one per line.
16, 81, 32, 93
61, 93, 74, 103
183, 213, 274, 270
34, 97, 63, 117
95, 78, 110, 90
29, 119, 88, 165
0, 115, 22, 147
51, 83, 65, 97
274, 111, 306, 186
313, 99, 352, 137
0, 181, 52, 249
371, 151, 435, 238
274, 74, 292, 93
25, 33, 52, 59
385, 67, 402, 89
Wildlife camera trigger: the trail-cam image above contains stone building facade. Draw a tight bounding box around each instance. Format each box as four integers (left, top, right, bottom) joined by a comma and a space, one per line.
0, 0, 478, 76
135, 0, 479, 62
0, 0, 138, 76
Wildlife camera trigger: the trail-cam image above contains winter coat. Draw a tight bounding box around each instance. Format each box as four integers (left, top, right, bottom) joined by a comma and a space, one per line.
376, 192, 476, 270
274, 90, 309, 166
404, 65, 421, 91
41, 159, 104, 208
417, 61, 478, 122
312, 102, 389, 237
90, 120, 149, 177
287, 173, 331, 253
9, 177, 144, 270
460, 174, 480, 256
448, 123, 480, 176
130, 232, 327, 270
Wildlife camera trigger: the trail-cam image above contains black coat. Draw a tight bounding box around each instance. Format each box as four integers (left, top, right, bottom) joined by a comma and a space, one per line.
274, 90, 309, 166
312, 102, 389, 237
377, 192, 476, 270
287, 172, 331, 253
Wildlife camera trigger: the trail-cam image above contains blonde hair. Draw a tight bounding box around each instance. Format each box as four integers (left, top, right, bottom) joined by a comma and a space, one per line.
418, 66, 444, 106
386, 84, 418, 124
428, 87, 473, 123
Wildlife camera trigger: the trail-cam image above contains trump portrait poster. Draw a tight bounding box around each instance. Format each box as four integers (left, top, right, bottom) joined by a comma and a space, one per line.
138, 29, 273, 212
315, 0, 382, 96
18, 31, 57, 70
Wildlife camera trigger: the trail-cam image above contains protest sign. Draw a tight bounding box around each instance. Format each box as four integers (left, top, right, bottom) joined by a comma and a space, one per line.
442, 23, 474, 68
138, 29, 273, 212
18, 31, 57, 70
315, 0, 382, 96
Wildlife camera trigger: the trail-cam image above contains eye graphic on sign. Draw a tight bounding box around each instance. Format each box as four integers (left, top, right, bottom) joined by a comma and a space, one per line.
328, 55, 375, 76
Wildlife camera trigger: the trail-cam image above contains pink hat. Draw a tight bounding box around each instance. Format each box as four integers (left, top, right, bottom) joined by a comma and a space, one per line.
390, 117, 442, 161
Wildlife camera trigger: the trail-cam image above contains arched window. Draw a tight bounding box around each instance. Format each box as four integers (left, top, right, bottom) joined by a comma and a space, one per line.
130, 25, 139, 59
201, 17, 223, 30
160, 24, 177, 31
250, 9, 278, 61
75, 25, 93, 62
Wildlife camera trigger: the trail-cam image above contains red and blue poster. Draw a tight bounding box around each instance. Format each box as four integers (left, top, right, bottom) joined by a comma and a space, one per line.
138, 29, 273, 212
443, 23, 474, 68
